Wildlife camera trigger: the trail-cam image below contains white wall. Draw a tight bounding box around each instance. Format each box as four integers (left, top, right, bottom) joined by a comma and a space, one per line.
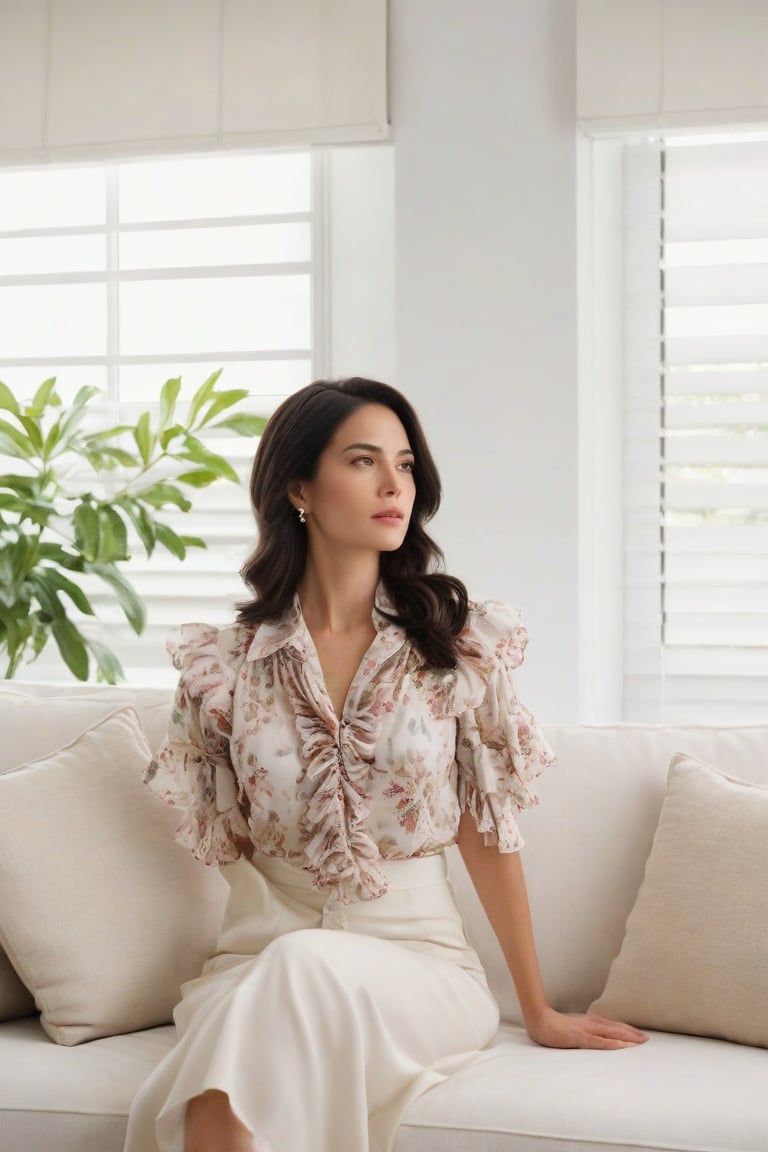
324, 146, 395, 384
390, 0, 578, 721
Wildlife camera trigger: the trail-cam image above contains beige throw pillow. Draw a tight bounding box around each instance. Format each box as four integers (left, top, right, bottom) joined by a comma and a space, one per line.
0, 689, 171, 1023
590, 753, 768, 1048
0, 706, 228, 1045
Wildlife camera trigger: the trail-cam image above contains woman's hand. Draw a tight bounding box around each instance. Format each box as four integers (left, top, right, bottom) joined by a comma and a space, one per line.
525, 1006, 648, 1050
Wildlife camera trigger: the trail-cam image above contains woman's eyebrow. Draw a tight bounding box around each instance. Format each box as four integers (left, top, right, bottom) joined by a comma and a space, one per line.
341, 442, 415, 456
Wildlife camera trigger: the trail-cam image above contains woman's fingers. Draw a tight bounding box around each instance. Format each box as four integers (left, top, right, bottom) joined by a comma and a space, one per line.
579, 1014, 648, 1047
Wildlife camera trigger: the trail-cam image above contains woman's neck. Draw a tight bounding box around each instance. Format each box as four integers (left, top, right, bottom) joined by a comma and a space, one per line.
297, 554, 380, 634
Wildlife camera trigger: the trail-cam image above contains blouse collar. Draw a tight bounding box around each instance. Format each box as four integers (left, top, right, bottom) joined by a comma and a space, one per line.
245, 584, 407, 663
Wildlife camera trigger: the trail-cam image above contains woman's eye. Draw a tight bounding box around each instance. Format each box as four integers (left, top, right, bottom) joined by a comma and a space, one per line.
400, 461, 415, 472
352, 456, 375, 466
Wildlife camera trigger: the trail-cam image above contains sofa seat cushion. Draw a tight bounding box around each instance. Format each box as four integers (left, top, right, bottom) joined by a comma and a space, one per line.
395, 1024, 768, 1152
3, 1018, 767, 1152
0, 1018, 175, 1152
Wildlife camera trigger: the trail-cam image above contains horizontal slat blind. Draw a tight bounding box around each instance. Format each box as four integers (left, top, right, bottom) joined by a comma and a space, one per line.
624, 137, 768, 721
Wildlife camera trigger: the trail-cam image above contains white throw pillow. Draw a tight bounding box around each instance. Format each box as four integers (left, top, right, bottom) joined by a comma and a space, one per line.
590, 753, 768, 1048
0, 706, 228, 1045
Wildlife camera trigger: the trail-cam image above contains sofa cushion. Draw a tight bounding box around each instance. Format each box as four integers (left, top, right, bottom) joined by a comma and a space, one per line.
590, 753, 768, 1047
0, 951, 33, 1024
0, 687, 172, 1023
395, 1024, 768, 1152
0, 684, 172, 771
0, 1017, 175, 1152
0, 706, 228, 1045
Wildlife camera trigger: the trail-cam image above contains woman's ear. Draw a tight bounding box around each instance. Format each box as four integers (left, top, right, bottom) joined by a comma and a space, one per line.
287, 481, 308, 514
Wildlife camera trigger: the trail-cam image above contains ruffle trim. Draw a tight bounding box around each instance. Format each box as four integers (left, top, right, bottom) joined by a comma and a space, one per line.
459, 780, 527, 852
275, 646, 394, 904
144, 622, 252, 865
452, 600, 530, 715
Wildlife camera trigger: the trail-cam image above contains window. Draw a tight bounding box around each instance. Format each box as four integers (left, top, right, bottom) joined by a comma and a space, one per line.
0, 150, 317, 684
584, 132, 768, 723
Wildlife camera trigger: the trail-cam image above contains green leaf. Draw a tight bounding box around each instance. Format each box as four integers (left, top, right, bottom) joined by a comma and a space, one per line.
0, 418, 34, 459
159, 423, 186, 450
87, 562, 146, 634
84, 445, 138, 468
115, 497, 156, 557
187, 369, 223, 427
136, 483, 192, 512
86, 637, 124, 684
0, 493, 56, 526
155, 522, 187, 559
0, 602, 21, 649
174, 468, 222, 488
2, 533, 39, 594
180, 535, 206, 549
51, 614, 90, 680
97, 504, 129, 562
174, 435, 239, 483
0, 382, 20, 416
73, 501, 100, 561
133, 411, 154, 466
46, 399, 94, 456
198, 389, 249, 427
115, 499, 156, 557
16, 414, 43, 452
34, 567, 95, 616
212, 413, 268, 437
71, 385, 102, 410
37, 542, 84, 571
28, 377, 60, 416
84, 425, 135, 445
0, 473, 38, 496
43, 419, 63, 457
159, 377, 182, 429
26, 570, 59, 619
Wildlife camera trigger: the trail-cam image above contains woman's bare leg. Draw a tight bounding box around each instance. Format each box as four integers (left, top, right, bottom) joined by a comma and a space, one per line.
184, 1089, 258, 1152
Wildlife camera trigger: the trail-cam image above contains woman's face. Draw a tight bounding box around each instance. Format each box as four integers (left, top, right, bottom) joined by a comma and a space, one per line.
296, 403, 416, 554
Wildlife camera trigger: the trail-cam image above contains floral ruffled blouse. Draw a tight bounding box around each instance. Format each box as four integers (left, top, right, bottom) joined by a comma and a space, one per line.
144, 590, 555, 911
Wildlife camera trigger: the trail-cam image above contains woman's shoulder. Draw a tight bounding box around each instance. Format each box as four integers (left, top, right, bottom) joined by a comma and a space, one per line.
166, 621, 256, 700
458, 598, 529, 673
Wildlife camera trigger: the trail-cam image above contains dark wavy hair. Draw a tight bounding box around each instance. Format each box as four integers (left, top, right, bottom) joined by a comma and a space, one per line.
236, 377, 468, 667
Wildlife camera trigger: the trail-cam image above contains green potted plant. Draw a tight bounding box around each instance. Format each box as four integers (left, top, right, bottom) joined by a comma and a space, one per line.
0, 371, 266, 682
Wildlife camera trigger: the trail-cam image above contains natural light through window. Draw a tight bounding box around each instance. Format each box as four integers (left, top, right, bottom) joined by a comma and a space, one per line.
0, 149, 316, 682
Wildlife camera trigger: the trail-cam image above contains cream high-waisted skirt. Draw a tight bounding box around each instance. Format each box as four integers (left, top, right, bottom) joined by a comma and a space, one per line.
123, 851, 500, 1152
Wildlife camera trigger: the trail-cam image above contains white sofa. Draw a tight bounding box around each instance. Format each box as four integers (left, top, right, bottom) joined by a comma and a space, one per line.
1, 680, 767, 1152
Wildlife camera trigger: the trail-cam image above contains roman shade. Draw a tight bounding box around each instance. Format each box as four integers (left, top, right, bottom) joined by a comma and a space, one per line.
0, 0, 388, 166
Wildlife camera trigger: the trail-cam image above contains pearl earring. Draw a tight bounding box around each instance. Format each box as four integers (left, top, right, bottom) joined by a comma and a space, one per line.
297, 507, 306, 524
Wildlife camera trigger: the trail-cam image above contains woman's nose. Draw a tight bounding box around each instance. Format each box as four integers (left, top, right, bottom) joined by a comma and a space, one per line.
380, 467, 400, 496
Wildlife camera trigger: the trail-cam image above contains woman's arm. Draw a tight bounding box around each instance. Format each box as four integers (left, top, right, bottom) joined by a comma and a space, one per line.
457, 811, 647, 1049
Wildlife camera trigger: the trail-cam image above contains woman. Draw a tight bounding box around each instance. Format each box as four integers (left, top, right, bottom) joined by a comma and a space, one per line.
125, 377, 645, 1152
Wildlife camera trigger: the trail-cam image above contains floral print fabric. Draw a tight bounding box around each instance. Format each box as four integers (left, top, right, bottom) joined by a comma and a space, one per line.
144, 591, 555, 907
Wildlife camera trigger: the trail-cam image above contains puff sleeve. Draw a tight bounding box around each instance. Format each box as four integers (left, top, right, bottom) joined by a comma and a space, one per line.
454, 602, 555, 851
143, 623, 252, 864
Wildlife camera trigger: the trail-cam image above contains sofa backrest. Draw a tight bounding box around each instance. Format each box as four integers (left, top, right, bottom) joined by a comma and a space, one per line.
448, 722, 768, 1024
4, 684, 767, 1030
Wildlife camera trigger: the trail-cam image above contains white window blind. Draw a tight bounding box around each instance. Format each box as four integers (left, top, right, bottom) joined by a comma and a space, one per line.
623, 136, 768, 722
0, 0, 388, 165
0, 150, 316, 685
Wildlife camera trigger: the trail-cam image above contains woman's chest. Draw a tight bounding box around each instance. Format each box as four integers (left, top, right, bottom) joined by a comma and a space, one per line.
228, 655, 459, 788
